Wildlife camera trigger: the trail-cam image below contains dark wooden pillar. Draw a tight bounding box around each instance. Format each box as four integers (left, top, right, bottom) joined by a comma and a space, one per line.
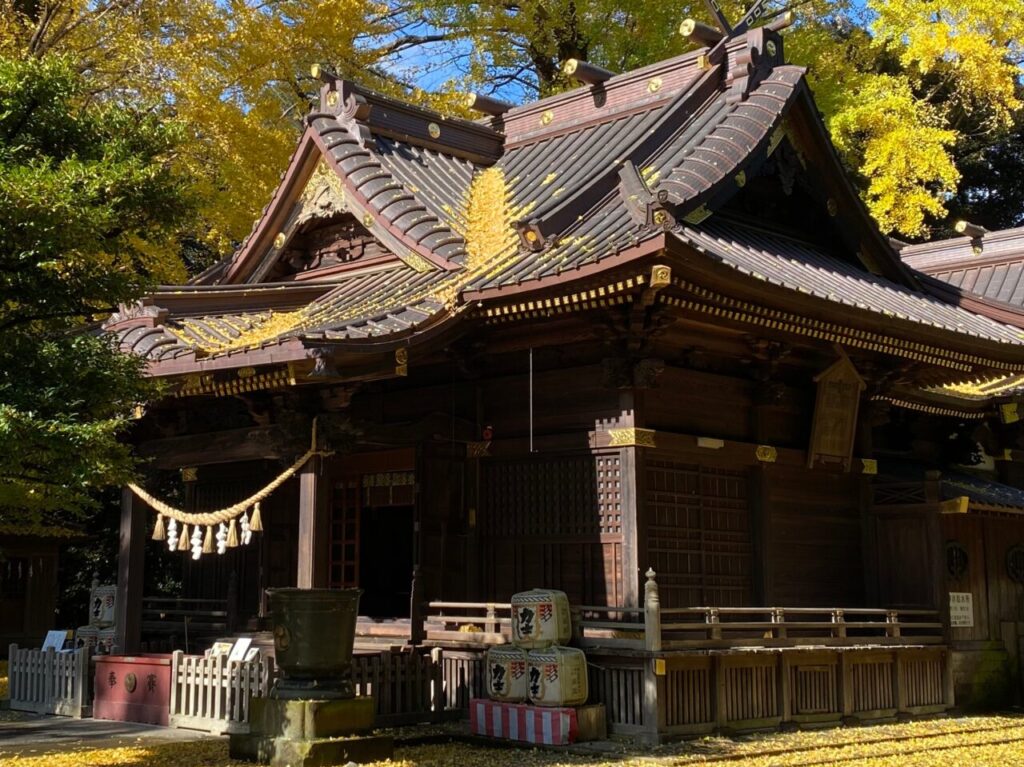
114, 487, 145, 654
297, 456, 329, 588
618, 389, 645, 608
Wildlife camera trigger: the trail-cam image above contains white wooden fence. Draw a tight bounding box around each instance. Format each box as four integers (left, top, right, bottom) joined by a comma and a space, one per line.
168, 650, 275, 734
165, 648, 478, 733
7, 644, 91, 717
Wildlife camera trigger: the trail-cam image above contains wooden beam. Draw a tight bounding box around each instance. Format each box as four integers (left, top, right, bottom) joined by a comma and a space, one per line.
114, 487, 145, 654
136, 426, 298, 469
297, 456, 329, 588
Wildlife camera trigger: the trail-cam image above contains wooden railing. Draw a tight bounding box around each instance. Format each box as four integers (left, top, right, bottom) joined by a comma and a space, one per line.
416, 572, 944, 652
7, 645, 91, 718
142, 596, 235, 652
422, 601, 512, 645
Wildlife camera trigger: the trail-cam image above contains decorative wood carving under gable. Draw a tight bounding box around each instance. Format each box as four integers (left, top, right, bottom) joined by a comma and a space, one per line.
808, 348, 865, 471
296, 160, 347, 226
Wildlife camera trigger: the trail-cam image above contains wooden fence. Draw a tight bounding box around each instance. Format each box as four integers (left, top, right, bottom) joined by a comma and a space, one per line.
7, 645, 91, 718
587, 645, 952, 741
166, 647, 486, 733
169, 650, 275, 734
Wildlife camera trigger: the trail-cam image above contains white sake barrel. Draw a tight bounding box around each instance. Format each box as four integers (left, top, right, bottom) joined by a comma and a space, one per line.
96, 627, 116, 653
74, 625, 98, 652
89, 585, 117, 628
511, 589, 572, 648
486, 645, 529, 702
526, 646, 588, 706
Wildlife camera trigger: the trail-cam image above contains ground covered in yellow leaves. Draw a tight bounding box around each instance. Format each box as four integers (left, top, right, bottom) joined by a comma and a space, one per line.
1, 715, 1023, 767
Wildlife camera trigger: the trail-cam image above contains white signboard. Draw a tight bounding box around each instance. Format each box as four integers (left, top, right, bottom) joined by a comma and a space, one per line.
228, 637, 253, 663
949, 591, 974, 627
41, 630, 68, 652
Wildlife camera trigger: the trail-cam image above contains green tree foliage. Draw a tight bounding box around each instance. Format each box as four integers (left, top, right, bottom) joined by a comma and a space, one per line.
0, 55, 192, 523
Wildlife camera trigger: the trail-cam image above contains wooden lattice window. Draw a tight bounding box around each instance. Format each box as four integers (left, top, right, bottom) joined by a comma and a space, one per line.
480, 455, 621, 537
329, 479, 361, 588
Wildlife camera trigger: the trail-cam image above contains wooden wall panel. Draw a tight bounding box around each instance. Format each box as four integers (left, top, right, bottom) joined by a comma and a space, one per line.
646, 368, 753, 440
644, 459, 752, 608
478, 453, 624, 605
182, 463, 299, 620
941, 514, 990, 642
764, 466, 864, 606
871, 510, 939, 610
480, 365, 622, 437
982, 517, 1024, 638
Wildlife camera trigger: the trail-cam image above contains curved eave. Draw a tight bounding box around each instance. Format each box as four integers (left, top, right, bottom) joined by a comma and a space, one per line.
461, 233, 667, 302
306, 112, 464, 273
222, 130, 322, 285
656, 66, 806, 218
786, 88, 921, 289
667, 234, 1024, 371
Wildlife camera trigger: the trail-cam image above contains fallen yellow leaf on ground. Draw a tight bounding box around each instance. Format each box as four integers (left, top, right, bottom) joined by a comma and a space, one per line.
0, 715, 1022, 767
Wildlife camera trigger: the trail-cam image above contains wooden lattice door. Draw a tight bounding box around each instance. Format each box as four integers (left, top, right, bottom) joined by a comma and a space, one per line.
645, 460, 752, 608
330, 478, 361, 588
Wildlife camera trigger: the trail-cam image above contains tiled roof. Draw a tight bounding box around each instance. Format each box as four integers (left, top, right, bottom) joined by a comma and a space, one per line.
942, 471, 1024, 512
108, 27, 1024, 374
901, 227, 1024, 308
678, 220, 1024, 346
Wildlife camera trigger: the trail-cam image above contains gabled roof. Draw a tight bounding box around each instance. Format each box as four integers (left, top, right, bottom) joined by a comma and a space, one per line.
107, 25, 1024, 386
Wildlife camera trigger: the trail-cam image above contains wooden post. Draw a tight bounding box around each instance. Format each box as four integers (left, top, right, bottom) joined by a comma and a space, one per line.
833, 609, 847, 639
886, 610, 901, 638
644, 569, 662, 652
409, 566, 425, 645
114, 486, 145, 655
226, 572, 238, 633
708, 608, 722, 641
297, 455, 329, 588
430, 646, 444, 719
839, 651, 854, 717
641, 568, 663, 743
773, 608, 787, 639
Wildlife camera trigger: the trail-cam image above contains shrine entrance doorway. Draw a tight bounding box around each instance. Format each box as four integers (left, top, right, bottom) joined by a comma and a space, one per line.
329, 451, 417, 619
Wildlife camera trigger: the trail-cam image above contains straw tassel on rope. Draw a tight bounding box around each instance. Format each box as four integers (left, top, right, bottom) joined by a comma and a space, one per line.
128, 418, 329, 528
227, 518, 239, 548
178, 523, 191, 551
152, 514, 166, 541
202, 526, 214, 554
250, 501, 263, 532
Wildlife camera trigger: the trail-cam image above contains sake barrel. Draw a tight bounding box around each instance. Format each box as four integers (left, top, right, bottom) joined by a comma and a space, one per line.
486, 645, 529, 702
96, 627, 117, 654
526, 646, 588, 707
75, 625, 98, 652
89, 585, 117, 628
511, 589, 571, 648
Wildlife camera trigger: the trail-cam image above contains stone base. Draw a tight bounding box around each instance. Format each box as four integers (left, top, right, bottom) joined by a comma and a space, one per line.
230, 733, 394, 766
231, 696, 391, 766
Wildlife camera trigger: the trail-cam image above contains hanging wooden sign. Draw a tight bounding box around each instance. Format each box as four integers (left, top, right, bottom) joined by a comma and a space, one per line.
808, 348, 865, 471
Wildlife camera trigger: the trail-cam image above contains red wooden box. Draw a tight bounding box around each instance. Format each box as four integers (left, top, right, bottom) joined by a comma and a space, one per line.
470, 698, 606, 745
93, 654, 172, 726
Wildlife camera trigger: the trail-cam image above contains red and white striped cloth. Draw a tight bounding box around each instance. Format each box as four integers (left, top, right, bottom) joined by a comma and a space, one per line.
470, 699, 579, 745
